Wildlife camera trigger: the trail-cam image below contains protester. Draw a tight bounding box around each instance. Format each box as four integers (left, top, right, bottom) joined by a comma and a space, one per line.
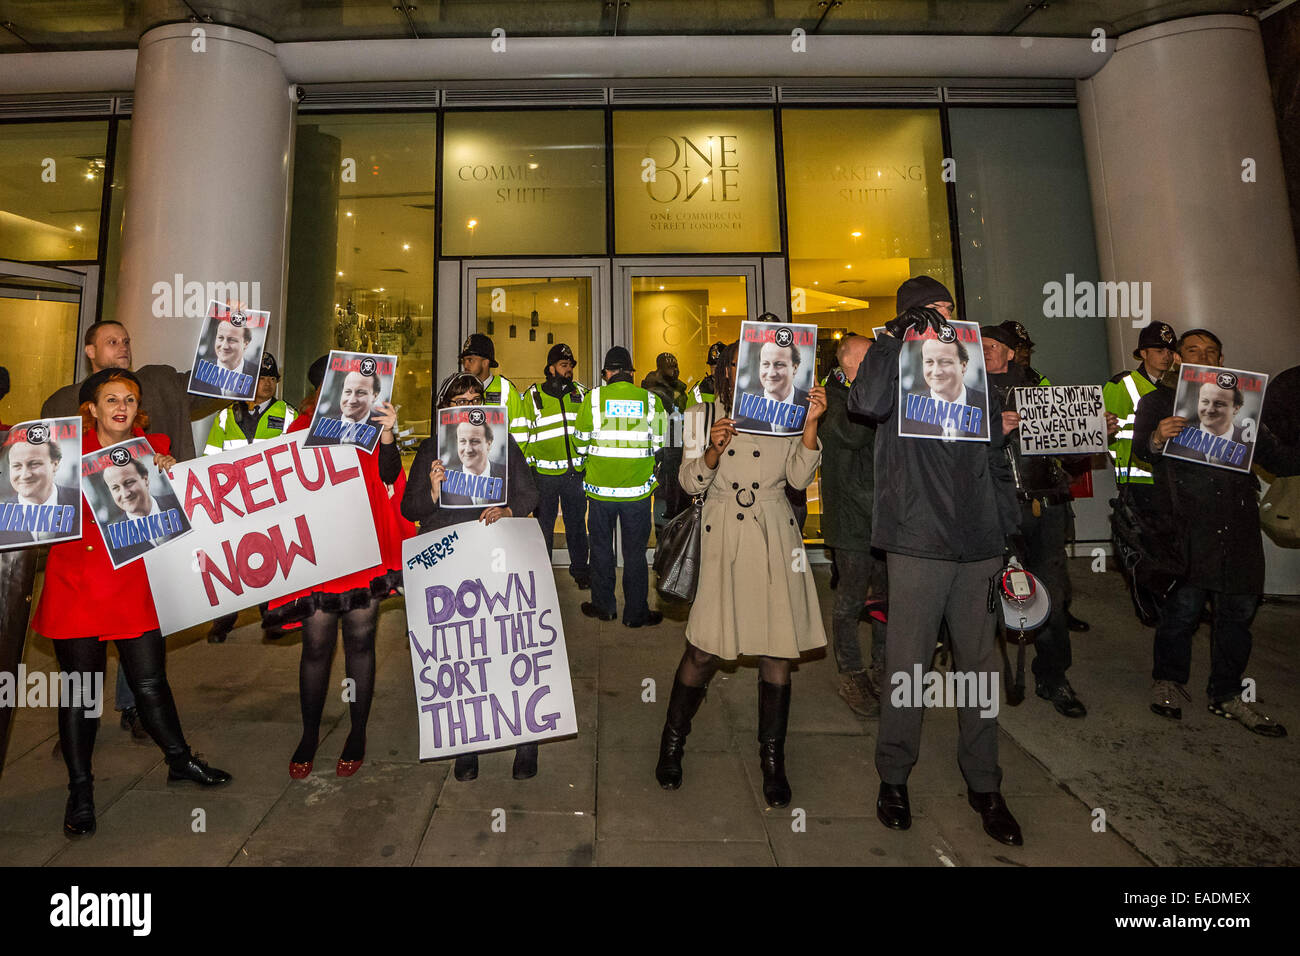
459, 332, 529, 447
818, 333, 886, 717
31, 368, 232, 838
983, 325, 1086, 718
654, 341, 826, 807
683, 341, 726, 409
267, 357, 409, 779
575, 347, 665, 627
203, 352, 297, 642
402, 371, 541, 780
1134, 329, 1300, 736
522, 344, 591, 589
848, 276, 1025, 847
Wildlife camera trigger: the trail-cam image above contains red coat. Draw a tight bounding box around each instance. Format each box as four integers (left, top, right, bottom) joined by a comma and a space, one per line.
269, 414, 408, 607
32, 429, 170, 641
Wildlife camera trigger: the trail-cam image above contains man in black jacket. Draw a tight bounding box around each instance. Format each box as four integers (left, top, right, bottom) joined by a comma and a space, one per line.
1134, 328, 1300, 736
849, 276, 1024, 847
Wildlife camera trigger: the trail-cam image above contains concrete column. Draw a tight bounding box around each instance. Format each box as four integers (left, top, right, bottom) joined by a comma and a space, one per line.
114, 23, 294, 369
1078, 14, 1300, 377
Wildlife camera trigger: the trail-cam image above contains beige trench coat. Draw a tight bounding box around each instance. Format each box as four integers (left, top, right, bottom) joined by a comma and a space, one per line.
678, 401, 827, 660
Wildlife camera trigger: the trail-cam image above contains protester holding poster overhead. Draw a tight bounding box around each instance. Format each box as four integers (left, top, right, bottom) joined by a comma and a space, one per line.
1135, 329, 1300, 737
30, 368, 233, 839
303, 350, 398, 453
0, 418, 82, 550
732, 321, 817, 435
186, 301, 270, 401
402, 372, 540, 781
896, 319, 990, 442
848, 277, 1026, 848
270, 358, 410, 780
654, 341, 826, 809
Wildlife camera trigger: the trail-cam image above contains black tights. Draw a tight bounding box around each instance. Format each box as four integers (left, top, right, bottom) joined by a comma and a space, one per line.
674, 643, 791, 688
53, 631, 189, 785
293, 600, 379, 764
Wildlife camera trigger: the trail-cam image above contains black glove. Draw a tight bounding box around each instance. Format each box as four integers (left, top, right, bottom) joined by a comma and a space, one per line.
884, 306, 946, 340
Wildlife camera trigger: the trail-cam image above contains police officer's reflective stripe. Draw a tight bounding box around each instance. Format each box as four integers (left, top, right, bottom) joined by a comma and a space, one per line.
583, 477, 657, 498
588, 445, 654, 459
1122, 373, 1143, 408
531, 426, 569, 443
532, 457, 574, 470
594, 428, 652, 443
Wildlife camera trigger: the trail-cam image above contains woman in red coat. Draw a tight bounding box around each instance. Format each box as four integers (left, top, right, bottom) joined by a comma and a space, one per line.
266, 364, 409, 779
32, 369, 232, 839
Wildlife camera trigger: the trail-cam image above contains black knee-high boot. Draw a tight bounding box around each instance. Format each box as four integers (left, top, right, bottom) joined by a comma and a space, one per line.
57, 702, 97, 838
758, 680, 792, 808
655, 679, 709, 790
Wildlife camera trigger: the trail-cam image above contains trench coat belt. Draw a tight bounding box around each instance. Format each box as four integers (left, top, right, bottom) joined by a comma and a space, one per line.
706, 485, 789, 509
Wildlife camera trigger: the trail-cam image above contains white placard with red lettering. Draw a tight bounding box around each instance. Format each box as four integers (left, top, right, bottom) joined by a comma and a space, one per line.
143, 432, 380, 635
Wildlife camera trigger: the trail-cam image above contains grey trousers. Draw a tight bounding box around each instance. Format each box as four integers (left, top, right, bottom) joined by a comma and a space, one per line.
876, 552, 1003, 793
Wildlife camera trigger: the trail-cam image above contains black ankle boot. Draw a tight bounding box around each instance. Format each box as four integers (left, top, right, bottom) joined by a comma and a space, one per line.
167, 749, 232, 786
454, 753, 479, 781
512, 743, 539, 780
64, 777, 96, 839
655, 679, 709, 790
757, 680, 792, 808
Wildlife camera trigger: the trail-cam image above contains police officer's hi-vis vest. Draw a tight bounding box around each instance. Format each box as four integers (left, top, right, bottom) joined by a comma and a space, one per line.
203, 400, 297, 455
573, 381, 665, 501
524, 382, 588, 475
1102, 367, 1157, 484
481, 373, 530, 448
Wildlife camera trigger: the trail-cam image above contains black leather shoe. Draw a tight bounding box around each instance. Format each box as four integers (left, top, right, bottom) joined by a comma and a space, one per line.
167, 752, 232, 786
63, 778, 96, 839
876, 782, 911, 830
120, 707, 150, 743
454, 753, 479, 781
1036, 680, 1087, 718
571, 573, 591, 590
512, 743, 539, 779
624, 610, 664, 628
1066, 611, 1090, 632
580, 602, 616, 621
968, 789, 1023, 846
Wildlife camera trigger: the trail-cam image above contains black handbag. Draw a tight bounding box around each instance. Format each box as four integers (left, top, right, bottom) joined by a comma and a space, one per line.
1109, 463, 1184, 626
653, 403, 713, 602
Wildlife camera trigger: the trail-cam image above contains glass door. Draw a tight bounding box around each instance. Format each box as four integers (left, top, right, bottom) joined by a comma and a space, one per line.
0, 261, 94, 427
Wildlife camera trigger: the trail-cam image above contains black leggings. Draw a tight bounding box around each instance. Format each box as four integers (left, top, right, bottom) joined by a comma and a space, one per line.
53, 631, 189, 785
674, 643, 791, 687
293, 599, 379, 763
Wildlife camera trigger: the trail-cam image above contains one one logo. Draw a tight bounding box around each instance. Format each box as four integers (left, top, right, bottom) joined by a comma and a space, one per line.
774, 327, 793, 348
1159, 325, 1175, 344
26, 424, 49, 445
359, 357, 377, 376
109, 447, 131, 467
1216, 371, 1238, 390
468, 408, 485, 426
229, 310, 247, 328
938, 324, 957, 343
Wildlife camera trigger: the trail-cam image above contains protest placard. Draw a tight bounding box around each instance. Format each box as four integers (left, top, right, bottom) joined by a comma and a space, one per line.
0, 417, 82, 551
437, 405, 509, 508
733, 320, 819, 436
81, 437, 191, 570
187, 300, 271, 401
1165, 364, 1268, 474
144, 432, 379, 634
1013, 384, 1107, 456
403, 517, 577, 760
897, 320, 989, 442
303, 350, 398, 454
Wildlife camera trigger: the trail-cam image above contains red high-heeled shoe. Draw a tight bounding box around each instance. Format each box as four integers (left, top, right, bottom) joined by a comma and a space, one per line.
288, 760, 312, 779
336, 757, 363, 777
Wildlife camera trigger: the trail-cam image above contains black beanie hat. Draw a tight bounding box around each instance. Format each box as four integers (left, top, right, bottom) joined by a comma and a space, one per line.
307, 355, 329, 390
895, 276, 954, 316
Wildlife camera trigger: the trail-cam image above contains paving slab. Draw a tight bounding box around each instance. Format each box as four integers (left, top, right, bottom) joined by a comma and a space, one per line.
595, 838, 774, 866
414, 809, 594, 866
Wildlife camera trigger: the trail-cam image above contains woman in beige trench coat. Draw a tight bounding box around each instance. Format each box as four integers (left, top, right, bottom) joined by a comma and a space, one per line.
654, 341, 828, 807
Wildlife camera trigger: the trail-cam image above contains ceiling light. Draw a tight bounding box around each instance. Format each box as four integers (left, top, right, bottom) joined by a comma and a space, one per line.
337, 271, 344, 277
528, 162, 539, 170
378, 287, 385, 292
564, 302, 570, 307
834, 331, 843, 339
850, 231, 862, 238
553, 297, 559, 303
402, 243, 410, 251
845, 264, 852, 269
345, 211, 353, 217
813, 281, 819, 286
467, 219, 478, 228
701, 177, 709, 184
721, 308, 727, 313
658, 285, 664, 290
73, 224, 83, 233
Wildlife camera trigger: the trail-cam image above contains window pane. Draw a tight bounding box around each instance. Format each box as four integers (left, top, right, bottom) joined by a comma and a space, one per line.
0, 120, 108, 261
285, 114, 437, 447
614, 109, 780, 254
0, 286, 79, 424
100, 118, 131, 327
948, 107, 1107, 384
783, 108, 954, 341
443, 110, 606, 256
474, 276, 593, 393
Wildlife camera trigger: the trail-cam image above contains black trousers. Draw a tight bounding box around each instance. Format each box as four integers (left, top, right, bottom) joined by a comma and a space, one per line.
534, 470, 589, 577
587, 496, 652, 625
1019, 501, 1072, 686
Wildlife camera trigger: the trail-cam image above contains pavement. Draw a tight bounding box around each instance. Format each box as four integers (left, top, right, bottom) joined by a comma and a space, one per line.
1, 557, 1296, 867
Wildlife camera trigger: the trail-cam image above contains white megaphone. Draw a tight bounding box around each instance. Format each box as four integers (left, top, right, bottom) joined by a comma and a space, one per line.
998, 557, 1052, 644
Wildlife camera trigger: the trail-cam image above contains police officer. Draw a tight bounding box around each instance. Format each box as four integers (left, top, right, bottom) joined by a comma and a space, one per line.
983, 325, 1086, 718
523, 343, 591, 589
1104, 321, 1178, 505
203, 352, 297, 455
204, 352, 298, 643
575, 347, 665, 628
999, 320, 1044, 382
459, 332, 529, 448
683, 341, 726, 409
